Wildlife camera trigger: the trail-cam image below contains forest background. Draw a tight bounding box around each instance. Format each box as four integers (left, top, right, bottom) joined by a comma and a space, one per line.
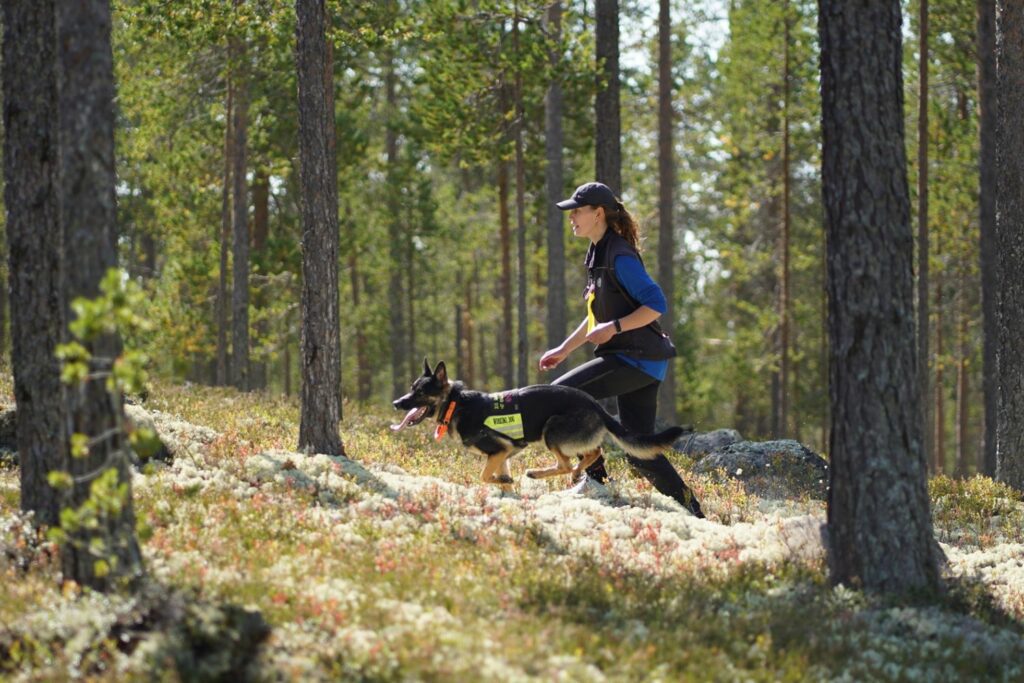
0, 0, 984, 471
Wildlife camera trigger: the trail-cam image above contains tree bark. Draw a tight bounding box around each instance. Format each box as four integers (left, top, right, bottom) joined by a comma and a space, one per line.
296, 0, 343, 455
385, 54, 407, 397
933, 232, 944, 475
977, 0, 998, 477
57, 0, 144, 589
776, 0, 792, 437
0, 235, 7, 361
994, 0, 1024, 489
955, 259, 970, 478
252, 169, 269, 252
498, 160, 514, 387
514, 7, 529, 388
231, 1, 250, 392
918, 0, 932, 474
545, 2, 567, 351
820, 255, 828, 454
405, 203, 416, 383
2, 0, 66, 528
217, 83, 233, 387
345, 211, 371, 402
594, 0, 621, 192
464, 272, 476, 386
782, 0, 790, 438
250, 168, 269, 391
818, 0, 940, 592
283, 305, 292, 397
656, 0, 677, 425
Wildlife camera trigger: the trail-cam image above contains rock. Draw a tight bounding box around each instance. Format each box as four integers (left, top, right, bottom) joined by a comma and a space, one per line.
0, 405, 219, 468
0, 407, 16, 451
692, 439, 829, 500
123, 404, 220, 465
0, 408, 16, 467
675, 428, 743, 458
124, 404, 172, 463
109, 583, 270, 680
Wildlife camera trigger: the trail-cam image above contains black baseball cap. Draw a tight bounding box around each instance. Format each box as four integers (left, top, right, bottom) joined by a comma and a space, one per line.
556, 182, 620, 210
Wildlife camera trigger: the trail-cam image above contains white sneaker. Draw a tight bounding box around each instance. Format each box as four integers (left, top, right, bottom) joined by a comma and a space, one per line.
567, 474, 610, 497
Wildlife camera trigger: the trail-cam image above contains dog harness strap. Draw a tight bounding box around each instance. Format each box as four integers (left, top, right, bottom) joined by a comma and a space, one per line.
434, 400, 457, 441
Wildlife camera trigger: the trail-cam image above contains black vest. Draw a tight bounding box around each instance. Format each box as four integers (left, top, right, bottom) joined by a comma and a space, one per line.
585, 231, 677, 360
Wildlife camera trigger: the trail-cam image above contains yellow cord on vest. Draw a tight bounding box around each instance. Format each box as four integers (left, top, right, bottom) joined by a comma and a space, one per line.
585, 287, 597, 333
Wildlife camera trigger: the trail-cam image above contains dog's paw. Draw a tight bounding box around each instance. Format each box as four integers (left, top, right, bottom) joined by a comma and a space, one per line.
494, 474, 514, 484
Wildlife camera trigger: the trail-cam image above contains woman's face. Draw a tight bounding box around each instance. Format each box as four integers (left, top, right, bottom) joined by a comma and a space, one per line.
568, 204, 606, 242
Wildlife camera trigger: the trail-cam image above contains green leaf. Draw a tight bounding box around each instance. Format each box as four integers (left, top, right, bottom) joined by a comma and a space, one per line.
129, 427, 163, 460
93, 559, 111, 579
88, 537, 108, 557
47, 470, 74, 490
70, 433, 90, 459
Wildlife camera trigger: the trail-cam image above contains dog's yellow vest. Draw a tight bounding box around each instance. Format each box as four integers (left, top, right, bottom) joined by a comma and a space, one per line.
483, 392, 525, 441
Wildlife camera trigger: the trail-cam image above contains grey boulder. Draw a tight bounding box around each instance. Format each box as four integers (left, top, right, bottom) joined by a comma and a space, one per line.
692, 439, 829, 500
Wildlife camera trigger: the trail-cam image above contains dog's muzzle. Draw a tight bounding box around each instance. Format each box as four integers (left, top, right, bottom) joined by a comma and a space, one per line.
391, 395, 431, 431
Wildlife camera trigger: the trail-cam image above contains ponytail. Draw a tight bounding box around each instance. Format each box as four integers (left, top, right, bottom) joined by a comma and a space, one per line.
603, 202, 641, 252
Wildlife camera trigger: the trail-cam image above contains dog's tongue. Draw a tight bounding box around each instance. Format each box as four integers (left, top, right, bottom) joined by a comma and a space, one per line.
390, 407, 423, 431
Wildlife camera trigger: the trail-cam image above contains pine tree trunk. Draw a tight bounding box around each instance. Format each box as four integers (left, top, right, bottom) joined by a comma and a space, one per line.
252, 169, 269, 252
657, 0, 677, 425
0, 238, 7, 360
514, 10, 529, 388
230, 1, 250, 392
545, 2, 567, 350
296, 0, 343, 455
251, 168, 269, 391
405, 210, 416, 383
819, 0, 940, 592
283, 308, 292, 397
2, 0, 66, 528
994, 0, 1024, 489
820, 256, 828, 454
933, 232, 944, 475
918, 0, 932, 473
217, 83, 232, 387
58, 0, 144, 589
977, 0, 998, 477
779, 1, 792, 439
345, 214, 371, 402
464, 274, 476, 385
498, 160, 514, 388
955, 258, 970, 478
594, 0, 621, 192
385, 56, 407, 397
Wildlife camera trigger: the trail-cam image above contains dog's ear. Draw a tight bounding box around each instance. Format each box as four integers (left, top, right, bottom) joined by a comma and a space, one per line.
423, 358, 431, 376
433, 361, 448, 384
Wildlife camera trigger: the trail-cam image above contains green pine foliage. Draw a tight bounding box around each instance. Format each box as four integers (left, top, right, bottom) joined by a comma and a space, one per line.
98, 0, 991, 460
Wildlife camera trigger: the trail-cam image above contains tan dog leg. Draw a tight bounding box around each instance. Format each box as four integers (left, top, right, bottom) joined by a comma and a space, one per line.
498, 457, 514, 493
481, 451, 515, 489
571, 447, 603, 484
525, 449, 574, 480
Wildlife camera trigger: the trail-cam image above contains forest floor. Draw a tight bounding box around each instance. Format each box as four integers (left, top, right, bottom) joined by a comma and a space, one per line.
2, 379, 1024, 681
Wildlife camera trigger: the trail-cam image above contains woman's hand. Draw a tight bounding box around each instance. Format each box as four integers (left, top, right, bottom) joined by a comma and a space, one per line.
539, 347, 568, 371
585, 321, 617, 346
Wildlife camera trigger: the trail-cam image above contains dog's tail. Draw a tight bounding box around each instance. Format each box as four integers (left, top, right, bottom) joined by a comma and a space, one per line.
599, 411, 686, 460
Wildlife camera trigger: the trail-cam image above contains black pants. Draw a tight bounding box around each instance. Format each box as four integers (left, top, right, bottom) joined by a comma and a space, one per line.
552, 356, 703, 517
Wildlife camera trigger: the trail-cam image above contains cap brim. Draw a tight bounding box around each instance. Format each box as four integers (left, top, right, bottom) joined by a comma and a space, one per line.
556, 198, 580, 210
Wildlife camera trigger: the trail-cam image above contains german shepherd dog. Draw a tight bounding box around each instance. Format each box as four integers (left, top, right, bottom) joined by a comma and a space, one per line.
393, 360, 701, 514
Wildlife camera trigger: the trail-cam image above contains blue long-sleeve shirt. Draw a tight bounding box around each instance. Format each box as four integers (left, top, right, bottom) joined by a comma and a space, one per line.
611, 255, 669, 381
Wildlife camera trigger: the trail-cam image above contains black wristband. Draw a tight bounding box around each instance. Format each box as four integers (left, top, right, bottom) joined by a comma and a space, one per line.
613, 319, 622, 333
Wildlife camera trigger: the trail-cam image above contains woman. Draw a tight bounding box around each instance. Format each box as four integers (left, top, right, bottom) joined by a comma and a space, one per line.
539, 181, 703, 517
